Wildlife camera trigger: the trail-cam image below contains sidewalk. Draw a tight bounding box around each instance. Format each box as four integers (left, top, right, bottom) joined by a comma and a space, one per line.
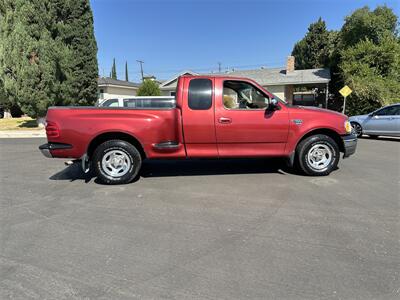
0, 130, 46, 138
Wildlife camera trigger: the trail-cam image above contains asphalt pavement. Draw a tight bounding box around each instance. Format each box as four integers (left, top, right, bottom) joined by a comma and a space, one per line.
0, 137, 399, 299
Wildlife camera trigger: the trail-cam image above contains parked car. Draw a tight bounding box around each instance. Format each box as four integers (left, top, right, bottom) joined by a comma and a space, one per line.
349, 103, 400, 138
39, 75, 357, 184
98, 96, 175, 109
0, 106, 4, 118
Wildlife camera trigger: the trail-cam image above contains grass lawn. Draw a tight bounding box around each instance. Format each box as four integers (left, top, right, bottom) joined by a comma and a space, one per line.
0, 117, 42, 130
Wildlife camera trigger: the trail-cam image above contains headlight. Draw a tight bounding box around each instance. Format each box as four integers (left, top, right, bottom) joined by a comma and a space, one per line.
344, 120, 352, 134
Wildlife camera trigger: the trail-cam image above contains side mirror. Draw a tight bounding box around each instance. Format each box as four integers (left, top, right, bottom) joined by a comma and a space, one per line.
268, 98, 279, 111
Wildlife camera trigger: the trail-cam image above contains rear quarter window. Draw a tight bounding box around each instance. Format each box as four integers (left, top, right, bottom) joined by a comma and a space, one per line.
188, 79, 212, 110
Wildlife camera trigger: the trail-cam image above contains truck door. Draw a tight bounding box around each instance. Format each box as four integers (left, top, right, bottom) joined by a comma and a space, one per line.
181, 77, 218, 157
214, 78, 289, 157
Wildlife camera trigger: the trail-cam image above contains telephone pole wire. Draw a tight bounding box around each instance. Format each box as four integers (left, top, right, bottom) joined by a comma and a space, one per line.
137, 60, 144, 82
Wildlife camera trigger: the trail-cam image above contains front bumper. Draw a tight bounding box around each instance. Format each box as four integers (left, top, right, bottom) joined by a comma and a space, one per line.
39, 143, 73, 158
342, 133, 357, 158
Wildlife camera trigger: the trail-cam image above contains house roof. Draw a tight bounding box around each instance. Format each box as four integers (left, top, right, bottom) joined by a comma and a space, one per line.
159, 70, 198, 88
159, 68, 331, 90
225, 68, 331, 86
98, 77, 141, 88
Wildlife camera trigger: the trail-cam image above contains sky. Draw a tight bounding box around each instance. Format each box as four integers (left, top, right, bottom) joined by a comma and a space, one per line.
90, 0, 399, 82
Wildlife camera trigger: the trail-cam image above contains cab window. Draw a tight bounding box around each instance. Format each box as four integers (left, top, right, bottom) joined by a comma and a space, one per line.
223, 81, 269, 109
188, 79, 212, 110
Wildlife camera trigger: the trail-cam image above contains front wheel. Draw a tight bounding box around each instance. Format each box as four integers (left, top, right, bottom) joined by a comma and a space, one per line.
350, 122, 363, 138
93, 139, 142, 184
296, 134, 339, 176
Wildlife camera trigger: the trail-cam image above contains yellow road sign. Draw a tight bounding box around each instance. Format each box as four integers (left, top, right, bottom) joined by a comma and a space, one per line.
339, 85, 352, 97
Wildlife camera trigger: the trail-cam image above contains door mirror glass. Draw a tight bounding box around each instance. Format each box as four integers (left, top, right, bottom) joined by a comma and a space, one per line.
267, 98, 279, 111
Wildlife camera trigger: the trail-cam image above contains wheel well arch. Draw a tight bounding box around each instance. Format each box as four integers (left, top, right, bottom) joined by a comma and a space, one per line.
87, 132, 146, 159
296, 128, 345, 153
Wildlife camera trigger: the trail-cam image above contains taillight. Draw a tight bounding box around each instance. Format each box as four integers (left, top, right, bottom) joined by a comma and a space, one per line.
46, 121, 60, 138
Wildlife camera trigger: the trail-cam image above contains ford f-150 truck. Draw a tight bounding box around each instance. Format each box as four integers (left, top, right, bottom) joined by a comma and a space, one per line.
39, 75, 357, 184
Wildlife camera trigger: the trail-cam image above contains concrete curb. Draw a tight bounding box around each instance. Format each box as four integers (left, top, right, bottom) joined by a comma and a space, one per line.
0, 130, 46, 138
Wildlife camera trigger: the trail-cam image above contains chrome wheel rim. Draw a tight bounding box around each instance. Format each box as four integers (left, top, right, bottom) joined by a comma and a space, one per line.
352, 123, 362, 136
307, 144, 333, 171
101, 150, 131, 177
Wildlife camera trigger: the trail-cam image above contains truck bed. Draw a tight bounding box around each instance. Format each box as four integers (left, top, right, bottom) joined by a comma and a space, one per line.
45, 106, 186, 159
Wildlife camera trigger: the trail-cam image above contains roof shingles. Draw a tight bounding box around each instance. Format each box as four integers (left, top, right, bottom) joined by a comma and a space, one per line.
98, 77, 141, 88
226, 68, 330, 85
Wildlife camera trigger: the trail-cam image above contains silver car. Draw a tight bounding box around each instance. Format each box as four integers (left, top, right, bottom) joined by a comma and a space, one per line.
349, 103, 400, 138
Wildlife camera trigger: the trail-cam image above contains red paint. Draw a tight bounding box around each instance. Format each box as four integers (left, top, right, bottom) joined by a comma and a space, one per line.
45, 75, 349, 160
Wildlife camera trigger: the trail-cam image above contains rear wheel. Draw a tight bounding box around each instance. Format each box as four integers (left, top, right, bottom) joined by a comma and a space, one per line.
296, 134, 339, 176
93, 139, 142, 184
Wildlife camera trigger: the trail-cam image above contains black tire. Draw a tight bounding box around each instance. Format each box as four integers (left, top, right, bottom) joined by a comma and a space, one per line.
92, 139, 142, 184
350, 122, 363, 138
295, 134, 340, 176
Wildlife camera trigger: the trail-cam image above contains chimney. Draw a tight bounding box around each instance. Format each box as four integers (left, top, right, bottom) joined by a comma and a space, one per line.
286, 56, 295, 74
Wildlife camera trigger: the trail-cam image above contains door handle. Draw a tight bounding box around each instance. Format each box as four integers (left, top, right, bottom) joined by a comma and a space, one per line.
219, 117, 232, 124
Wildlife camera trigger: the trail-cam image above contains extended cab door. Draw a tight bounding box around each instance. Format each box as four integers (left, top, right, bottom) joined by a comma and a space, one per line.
180, 77, 218, 157
214, 78, 289, 157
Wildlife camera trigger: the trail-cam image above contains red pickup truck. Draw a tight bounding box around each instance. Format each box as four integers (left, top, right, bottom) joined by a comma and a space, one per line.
39, 75, 357, 184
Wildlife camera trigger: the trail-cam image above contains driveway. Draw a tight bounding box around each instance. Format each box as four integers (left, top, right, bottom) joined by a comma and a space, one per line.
0, 138, 399, 299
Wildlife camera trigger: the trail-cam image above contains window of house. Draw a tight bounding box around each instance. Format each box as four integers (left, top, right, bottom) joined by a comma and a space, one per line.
188, 79, 212, 110
223, 80, 269, 109
99, 89, 105, 99
170, 91, 176, 97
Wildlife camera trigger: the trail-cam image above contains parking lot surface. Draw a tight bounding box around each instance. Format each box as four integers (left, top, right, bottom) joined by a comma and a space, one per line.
0, 138, 399, 299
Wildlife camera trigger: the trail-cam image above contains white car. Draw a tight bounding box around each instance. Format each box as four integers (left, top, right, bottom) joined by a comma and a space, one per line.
97, 96, 175, 109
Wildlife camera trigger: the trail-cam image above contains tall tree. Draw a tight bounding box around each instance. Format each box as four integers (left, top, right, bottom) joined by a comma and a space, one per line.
111, 58, 117, 79
341, 6, 398, 48
137, 79, 161, 96
125, 61, 129, 81
339, 6, 400, 115
291, 18, 333, 69
0, 0, 98, 117
291, 5, 399, 114
51, 0, 99, 107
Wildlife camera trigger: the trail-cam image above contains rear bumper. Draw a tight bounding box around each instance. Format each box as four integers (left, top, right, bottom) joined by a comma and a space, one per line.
342, 134, 357, 158
39, 143, 73, 158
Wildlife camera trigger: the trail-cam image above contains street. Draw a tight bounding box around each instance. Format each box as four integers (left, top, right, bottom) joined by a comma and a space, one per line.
0, 137, 399, 299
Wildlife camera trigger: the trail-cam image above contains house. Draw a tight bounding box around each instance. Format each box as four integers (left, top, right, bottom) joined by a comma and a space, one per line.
226, 56, 331, 107
159, 70, 198, 96
159, 57, 331, 107
97, 77, 140, 100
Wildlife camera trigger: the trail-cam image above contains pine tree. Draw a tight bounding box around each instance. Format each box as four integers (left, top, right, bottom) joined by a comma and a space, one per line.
0, 0, 98, 117
291, 18, 333, 69
51, 0, 99, 107
125, 61, 129, 81
111, 58, 117, 79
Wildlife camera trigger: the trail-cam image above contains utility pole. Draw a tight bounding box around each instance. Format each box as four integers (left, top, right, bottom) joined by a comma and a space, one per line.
137, 60, 144, 82
218, 62, 222, 73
